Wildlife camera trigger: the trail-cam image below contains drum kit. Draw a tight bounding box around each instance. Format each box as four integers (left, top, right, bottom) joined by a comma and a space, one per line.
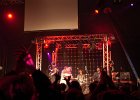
81, 74, 91, 94
73, 74, 91, 94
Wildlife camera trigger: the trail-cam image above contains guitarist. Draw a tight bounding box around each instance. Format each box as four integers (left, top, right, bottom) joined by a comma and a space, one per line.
49, 62, 59, 83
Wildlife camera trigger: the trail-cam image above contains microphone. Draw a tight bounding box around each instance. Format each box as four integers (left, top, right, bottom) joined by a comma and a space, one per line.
85, 66, 87, 70
85, 66, 89, 74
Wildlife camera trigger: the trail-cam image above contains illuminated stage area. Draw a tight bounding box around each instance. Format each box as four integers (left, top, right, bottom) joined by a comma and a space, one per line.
35, 34, 115, 80
35, 33, 133, 94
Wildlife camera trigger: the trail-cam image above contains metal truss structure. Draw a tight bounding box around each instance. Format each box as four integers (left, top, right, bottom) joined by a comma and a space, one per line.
35, 41, 43, 70
35, 34, 114, 76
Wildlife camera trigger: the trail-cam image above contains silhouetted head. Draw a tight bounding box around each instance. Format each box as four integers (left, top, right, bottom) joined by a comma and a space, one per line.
15, 48, 35, 74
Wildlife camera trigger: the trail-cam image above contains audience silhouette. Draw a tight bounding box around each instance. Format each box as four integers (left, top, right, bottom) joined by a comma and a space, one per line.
0, 49, 139, 100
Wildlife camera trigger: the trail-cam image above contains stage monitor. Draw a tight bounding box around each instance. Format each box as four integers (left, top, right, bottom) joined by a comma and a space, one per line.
24, 0, 78, 32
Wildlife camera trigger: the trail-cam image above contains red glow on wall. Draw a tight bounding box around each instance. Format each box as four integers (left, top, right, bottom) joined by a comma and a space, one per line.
108, 40, 111, 46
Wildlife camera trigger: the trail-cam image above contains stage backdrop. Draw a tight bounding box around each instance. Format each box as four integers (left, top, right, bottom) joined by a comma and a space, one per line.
43, 46, 103, 81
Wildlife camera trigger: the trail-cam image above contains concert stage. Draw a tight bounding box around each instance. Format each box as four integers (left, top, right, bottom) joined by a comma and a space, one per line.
34, 34, 115, 77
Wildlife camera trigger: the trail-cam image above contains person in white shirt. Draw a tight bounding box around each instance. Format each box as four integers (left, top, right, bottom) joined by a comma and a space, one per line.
60, 66, 73, 84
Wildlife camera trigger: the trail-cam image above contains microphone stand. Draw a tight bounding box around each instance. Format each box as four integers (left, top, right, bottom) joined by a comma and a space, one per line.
85, 66, 89, 74
84, 66, 89, 84
84, 66, 89, 94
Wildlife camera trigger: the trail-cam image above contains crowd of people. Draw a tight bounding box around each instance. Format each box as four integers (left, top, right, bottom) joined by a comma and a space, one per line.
0, 50, 140, 100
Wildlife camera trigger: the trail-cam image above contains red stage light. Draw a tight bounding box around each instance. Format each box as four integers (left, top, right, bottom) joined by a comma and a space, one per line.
44, 44, 49, 48
7, 13, 13, 19
95, 9, 99, 14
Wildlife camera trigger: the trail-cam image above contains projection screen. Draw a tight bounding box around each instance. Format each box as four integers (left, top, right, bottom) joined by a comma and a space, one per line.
24, 0, 78, 32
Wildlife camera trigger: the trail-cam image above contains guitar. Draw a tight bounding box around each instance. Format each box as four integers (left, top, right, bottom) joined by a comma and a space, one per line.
49, 67, 59, 76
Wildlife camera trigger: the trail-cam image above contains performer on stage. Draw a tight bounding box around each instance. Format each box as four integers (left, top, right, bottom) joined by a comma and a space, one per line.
77, 69, 85, 85
92, 67, 101, 82
60, 66, 73, 84
49, 62, 59, 83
